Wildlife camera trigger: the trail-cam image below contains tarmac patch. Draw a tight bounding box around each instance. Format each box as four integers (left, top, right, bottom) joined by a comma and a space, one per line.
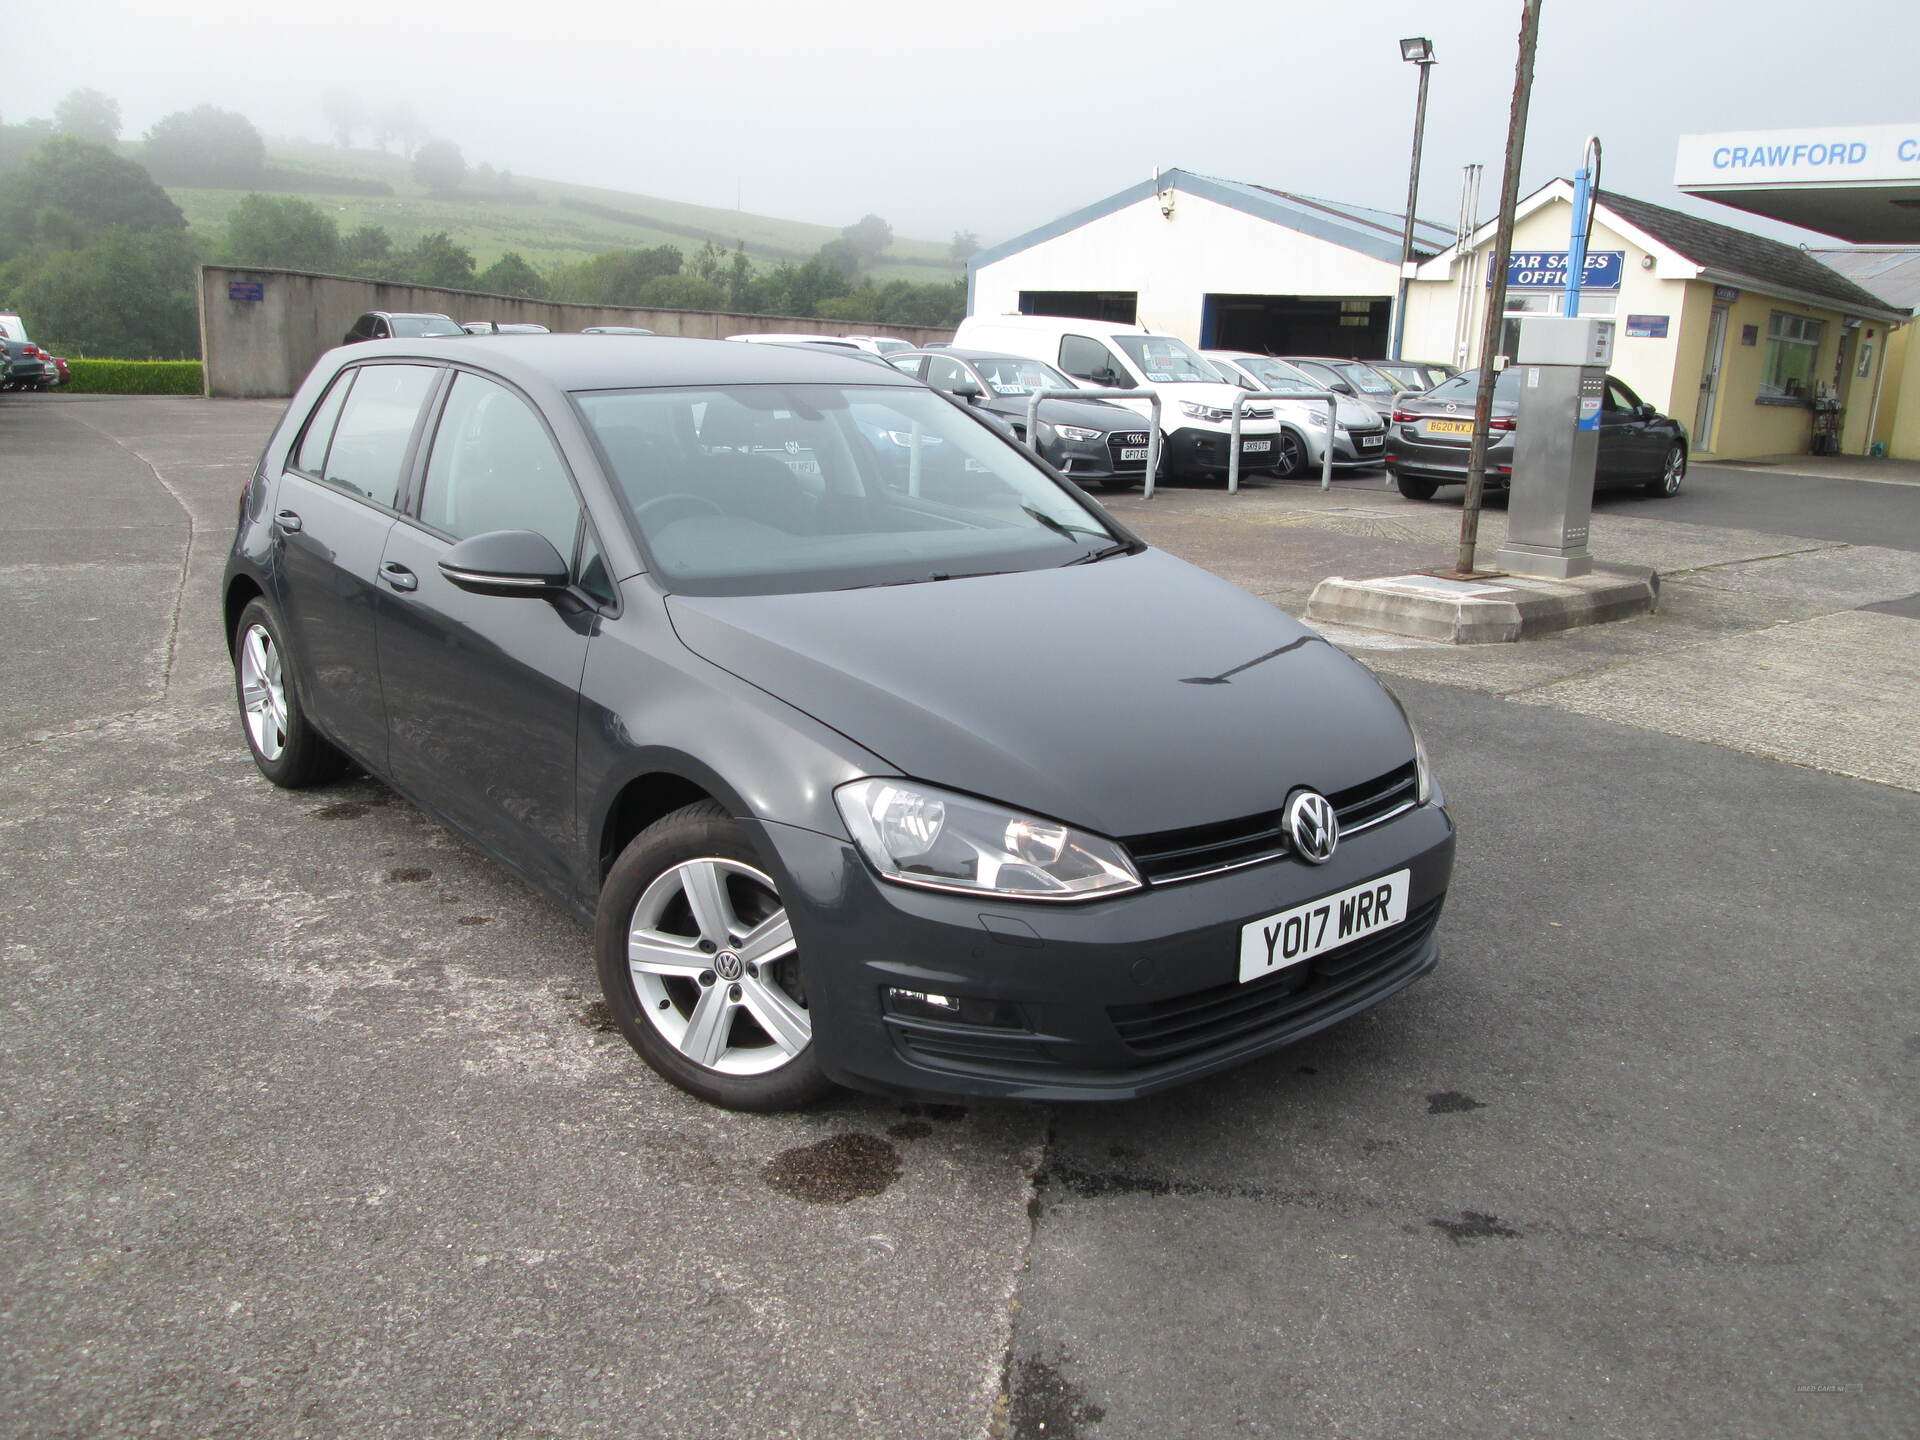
1429, 1210, 1521, 1245
1427, 1090, 1489, 1114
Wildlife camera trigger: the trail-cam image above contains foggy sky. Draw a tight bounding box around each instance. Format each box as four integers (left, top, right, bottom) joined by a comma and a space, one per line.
3, 0, 1912, 249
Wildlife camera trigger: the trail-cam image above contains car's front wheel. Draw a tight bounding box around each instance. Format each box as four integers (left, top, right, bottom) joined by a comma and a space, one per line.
1273, 429, 1310, 479
233, 598, 348, 788
595, 802, 832, 1111
1645, 444, 1686, 497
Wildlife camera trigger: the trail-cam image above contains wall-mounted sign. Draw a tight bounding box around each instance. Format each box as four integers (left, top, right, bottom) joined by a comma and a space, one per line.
1740, 324, 1760, 346
1625, 314, 1670, 338
1488, 251, 1625, 290
1714, 285, 1742, 303
227, 281, 264, 302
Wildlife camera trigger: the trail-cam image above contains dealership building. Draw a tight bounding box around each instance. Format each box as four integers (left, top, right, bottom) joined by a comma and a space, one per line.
969, 127, 1918, 460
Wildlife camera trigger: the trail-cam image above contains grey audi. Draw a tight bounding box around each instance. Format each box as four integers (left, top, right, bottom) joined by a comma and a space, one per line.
224, 336, 1454, 1110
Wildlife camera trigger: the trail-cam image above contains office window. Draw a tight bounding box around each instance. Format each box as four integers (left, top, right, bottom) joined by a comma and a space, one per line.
1762, 312, 1823, 399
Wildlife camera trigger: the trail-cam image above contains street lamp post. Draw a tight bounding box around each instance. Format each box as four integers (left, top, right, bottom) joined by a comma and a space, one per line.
1390, 36, 1436, 362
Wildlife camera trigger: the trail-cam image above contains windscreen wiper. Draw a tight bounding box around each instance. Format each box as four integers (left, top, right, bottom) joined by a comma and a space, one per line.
1062, 541, 1135, 566
1021, 505, 1108, 543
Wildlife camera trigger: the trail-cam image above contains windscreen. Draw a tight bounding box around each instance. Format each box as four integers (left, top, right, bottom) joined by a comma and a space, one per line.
971, 356, 1075, 396
1334, 363, 1398, 395
1111, 335, 1223, 384
1232, 356, 1328, 397
392, 316, 466, 338
575, 384, 1124, 596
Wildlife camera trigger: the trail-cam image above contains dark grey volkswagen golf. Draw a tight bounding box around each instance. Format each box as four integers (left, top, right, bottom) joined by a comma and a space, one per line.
224, 336, 1454, 1110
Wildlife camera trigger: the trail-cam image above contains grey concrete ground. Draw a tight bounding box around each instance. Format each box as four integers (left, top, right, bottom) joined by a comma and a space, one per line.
1, 395, 1915, 1440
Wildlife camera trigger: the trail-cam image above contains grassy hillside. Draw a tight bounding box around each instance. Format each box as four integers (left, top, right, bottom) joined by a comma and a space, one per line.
163, 139, 961, 285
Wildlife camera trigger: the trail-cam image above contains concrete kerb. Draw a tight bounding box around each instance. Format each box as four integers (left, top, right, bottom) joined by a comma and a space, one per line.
1306, 564, 1659, 644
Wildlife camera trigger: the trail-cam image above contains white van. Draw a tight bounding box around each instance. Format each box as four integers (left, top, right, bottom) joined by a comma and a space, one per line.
950, 315, 1281, 481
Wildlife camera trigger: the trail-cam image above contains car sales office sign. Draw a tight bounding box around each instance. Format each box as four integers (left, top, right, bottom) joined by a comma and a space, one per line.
1487, 251, 1625, 290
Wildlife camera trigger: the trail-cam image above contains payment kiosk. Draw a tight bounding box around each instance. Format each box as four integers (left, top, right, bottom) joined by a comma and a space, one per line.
1493, 316, 1615, 579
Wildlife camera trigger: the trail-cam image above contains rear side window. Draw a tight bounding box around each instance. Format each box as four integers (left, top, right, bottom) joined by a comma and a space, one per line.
419, 371, 582, 562
321, 363, 438, 509
292, 369, 355, 476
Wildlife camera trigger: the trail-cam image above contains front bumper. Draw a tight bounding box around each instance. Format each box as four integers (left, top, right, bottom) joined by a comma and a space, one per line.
1040, 427, 1151, 481
1165, 425, 1283, 479
757, 803, 1454, 1101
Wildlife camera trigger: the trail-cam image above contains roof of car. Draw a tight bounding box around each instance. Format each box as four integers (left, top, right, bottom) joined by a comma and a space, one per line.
331, 334, 921, 392
902, 347, 1056, 365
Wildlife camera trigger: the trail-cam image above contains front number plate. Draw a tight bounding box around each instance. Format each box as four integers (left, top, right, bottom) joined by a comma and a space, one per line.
1119, 447, 1149, 461
1243, 439, 1272, 452
1238, 869, 1411, 984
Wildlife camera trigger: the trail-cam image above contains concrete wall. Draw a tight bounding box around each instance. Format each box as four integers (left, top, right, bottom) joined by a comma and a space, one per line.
197, 265, 953, 399
969, 191, 1401, 342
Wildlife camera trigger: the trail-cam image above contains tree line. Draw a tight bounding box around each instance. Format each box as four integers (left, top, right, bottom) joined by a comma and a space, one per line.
0, 90, 969, 360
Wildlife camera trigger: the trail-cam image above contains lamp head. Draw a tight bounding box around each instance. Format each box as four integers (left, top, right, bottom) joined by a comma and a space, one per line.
1400, 36, 1434, 63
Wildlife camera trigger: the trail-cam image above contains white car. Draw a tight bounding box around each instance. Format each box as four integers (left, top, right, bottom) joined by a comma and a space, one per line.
949, 315, 1282, 482
725, 332, 866, 350
1203, 352, 1389, 478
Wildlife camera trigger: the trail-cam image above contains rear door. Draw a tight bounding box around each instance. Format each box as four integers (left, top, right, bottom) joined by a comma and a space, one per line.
375, 368, 596, 892
274, 362, 441, 768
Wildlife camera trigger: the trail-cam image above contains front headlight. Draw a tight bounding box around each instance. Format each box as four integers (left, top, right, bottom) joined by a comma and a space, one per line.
1380, 685, 1433, 805
1305, 409, 1331, 428
835, 779, 1142, 901
1053, 424, 1103, 442
1178, 401, 1232, 423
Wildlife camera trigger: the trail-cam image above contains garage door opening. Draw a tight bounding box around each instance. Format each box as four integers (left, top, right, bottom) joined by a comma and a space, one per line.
1200, 295, 1389, 358
1018, 291, 1139, 325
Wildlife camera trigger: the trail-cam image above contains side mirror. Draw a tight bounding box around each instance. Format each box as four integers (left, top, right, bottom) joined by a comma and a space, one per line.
1330, 380, 1355, 395
1634, 403, 1657, 420
951, 379, 984, 400
438, 529, 570, 597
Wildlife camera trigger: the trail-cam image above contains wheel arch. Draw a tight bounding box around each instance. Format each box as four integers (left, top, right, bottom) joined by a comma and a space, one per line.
595, 757, 754, 888
223, 574, 266, 657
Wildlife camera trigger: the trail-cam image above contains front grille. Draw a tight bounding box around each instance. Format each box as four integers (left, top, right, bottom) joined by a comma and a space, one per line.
1107, 431, 1151, 471
1106, 895, 1444, 1061
1123, 761, 1421, 884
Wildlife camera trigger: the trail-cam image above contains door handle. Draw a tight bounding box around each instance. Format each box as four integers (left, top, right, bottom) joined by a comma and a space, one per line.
381, 562, 418, 593
275, 509, 303, 533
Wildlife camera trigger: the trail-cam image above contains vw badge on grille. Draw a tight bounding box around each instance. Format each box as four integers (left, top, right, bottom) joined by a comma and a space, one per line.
1285, 790, 1339, 865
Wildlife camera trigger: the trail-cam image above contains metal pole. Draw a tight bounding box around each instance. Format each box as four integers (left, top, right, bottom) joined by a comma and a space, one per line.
1564, 136, 1600, 319
1391, 58, 1434, 362
1024, 386, 1164, 498
1322, 393, 1337, 491
1224, 390, 1295, 493
1454, 0, 1542, 578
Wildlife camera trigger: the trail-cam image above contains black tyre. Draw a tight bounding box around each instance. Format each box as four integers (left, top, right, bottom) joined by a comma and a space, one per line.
1396, 475, 1439, 501
1645, 444, 1686, 498
233, 598, 349, 788
1273, 429, 1311, 480
595, 801, 833, 1112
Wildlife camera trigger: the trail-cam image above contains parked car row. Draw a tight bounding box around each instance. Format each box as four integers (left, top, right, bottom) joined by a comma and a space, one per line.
0, 310, 68, 391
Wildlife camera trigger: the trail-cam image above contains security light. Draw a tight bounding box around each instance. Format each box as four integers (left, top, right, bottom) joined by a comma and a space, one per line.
1400, 36, 1434, 63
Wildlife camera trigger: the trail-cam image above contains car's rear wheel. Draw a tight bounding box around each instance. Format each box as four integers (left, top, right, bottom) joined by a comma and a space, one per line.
1645, 444, 1686, 497
1396, 475, 1439, 501
595, 802, 833, 1111
233, 598, 349, 788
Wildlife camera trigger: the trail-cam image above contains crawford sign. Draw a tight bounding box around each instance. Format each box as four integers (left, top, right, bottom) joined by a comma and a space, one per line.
1676, 124, 1920, 186
1488, 251, 1624, 290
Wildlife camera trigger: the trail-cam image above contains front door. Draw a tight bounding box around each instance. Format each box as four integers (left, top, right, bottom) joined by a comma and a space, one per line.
375, 369, 594, 894
1695, 306, 1729, 450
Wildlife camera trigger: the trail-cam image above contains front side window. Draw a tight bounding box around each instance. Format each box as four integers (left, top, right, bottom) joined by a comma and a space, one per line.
1604, 379, 1641, 413
1058, 335, 1128, 386
1112, 335, 1221, 384
1762, 312, 1824, 399
322, 363, 439, 508
925, 356, 976, 393
574, 384, 1123, 596
420, 371, 582, 562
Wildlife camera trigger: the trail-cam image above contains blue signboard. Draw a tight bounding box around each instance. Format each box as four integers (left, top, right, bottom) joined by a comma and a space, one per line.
1488, 251, 1624, 290
1625, 314, 1670, 338
227, 280, 264, 302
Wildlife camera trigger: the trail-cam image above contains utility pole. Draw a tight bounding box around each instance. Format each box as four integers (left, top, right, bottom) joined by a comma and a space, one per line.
1391, 37, 1437, 362
1454, 0, 1543, 577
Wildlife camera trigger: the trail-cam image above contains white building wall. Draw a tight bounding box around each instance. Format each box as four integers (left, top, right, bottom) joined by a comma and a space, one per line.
1401, 199, 1689, 409
970, 191, 1403, 344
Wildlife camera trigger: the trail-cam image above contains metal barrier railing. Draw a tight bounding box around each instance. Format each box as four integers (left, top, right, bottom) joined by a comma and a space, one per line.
1023, 388, 1165, 499
1227, 390, 1340, 494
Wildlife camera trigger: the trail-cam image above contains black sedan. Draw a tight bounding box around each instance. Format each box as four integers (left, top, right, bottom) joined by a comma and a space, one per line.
890, 348, 1154, 487
1385, 368, 1688, 501
224, 336, 1452, 1110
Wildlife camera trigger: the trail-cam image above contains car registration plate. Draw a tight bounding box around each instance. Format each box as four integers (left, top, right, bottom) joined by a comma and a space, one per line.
1243, 439, 1271, 453
1238, 869, 1410, 984
1359, 435, 1383, 447
1119, 447, 1149, 461
1426, 419, 1474, 435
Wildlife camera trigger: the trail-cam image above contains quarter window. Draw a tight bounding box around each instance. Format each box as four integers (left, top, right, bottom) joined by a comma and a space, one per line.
321, 363, 438, 509
1762, 312, 1824, 399
420, 371, 582, 563
292, 369, 355, 476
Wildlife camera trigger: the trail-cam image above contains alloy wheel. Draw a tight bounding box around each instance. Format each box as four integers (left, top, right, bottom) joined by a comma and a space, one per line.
626, 858, 809, 1075
238, 622, 289, 761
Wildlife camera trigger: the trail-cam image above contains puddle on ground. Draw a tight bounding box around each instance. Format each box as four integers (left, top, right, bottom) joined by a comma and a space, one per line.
1427, 1091, 1488, 1114
761, 1132, 901, 1203
1429, 1210, 1521, 1244
383, 867, 432, 883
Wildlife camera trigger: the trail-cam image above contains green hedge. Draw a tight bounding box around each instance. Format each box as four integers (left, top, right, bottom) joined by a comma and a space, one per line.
60, 359, 204, 395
